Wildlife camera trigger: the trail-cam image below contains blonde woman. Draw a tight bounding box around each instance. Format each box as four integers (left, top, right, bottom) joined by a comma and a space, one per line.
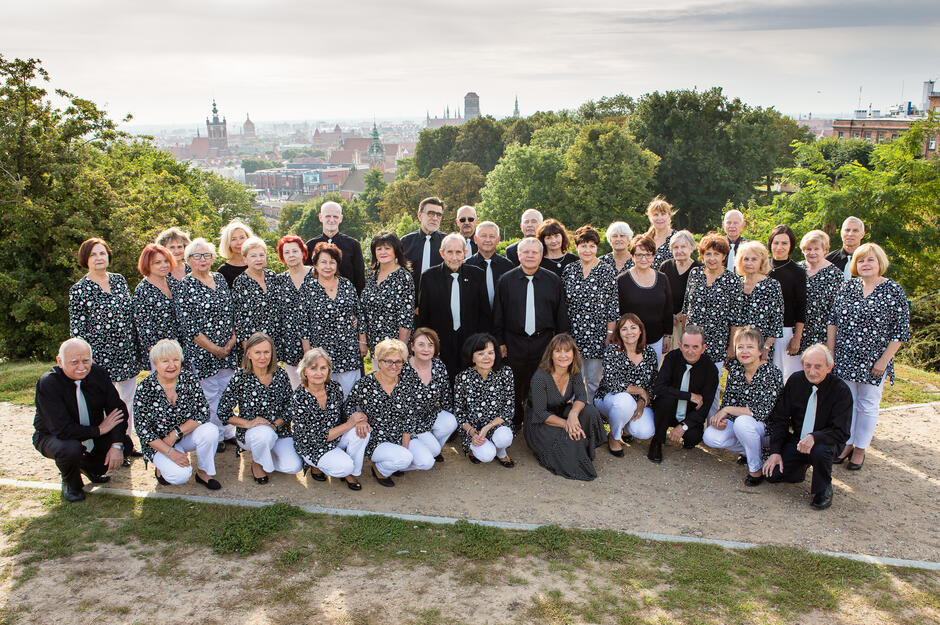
644, 196, 677, 269
733, 240, 783, 364
217, 219, 254, 288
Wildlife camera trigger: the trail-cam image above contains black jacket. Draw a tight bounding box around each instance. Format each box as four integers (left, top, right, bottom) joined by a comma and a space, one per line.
417, 263, 492, 340
767, 371, 852, 454
651, 349, 719, 431
33, 364, 128, 444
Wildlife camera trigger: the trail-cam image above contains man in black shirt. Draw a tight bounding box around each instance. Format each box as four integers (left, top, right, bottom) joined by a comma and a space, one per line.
722, 209, 748, 272
648, 325, 719, 463
493, 237, 569, 425
304, 200, 366, 293
763, 344, 852, 510
825, 216, 865, 278
466, 220, 513, 318
400, 196, 445, 291
417, 233, 491, 380
33, 338, 128, 502
505, 208, 544, 266
455, 205, 479, 258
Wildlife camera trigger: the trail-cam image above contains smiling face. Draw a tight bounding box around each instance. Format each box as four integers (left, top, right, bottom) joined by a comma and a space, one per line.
702, 248, 725, 271
841, 220, 864, 251
472, 341, 496, 371
802, 242, 824, 265
802, 349, 833, 385
680, 331, 705, 364
315, 252, 338, 278
649, 210, 671, 231
440, 238, 465, 272
247, 340, 272, 372
229, 228, 248, 255
521, 212, 542, 237
374, 243, 396, 266
544, 232, 563, 254
608, 231, 629, 252
411, 334, 435, 362
304, 357, 331, 387
319, 204, 343, 234
770, 233, 791, 261
632, 246, 653, 270
245, 246, 267, 271
188, 246, 215, 272
88, 243, 110, 272
723, 213, 744, 240
855, 252, 880, 278
735, 335, 759, 365
739, 250, 761, 276
281, 242, 305, 268
518, 241, 543, 272
58, 343, 92, 381
153, 353, 182, 380
150, 253, 171, 278
619, 320, 641, 349
576, 240, 597, 263
456, 206, 477, 237
474, 225, 499, 255
552, 346, 574, 371
671, 238, 691, 262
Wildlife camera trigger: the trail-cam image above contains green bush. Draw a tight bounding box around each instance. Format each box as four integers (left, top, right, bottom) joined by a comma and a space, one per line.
897, 291, 940, 372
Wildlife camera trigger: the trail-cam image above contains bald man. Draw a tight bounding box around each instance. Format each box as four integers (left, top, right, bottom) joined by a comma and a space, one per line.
305, 201, 366, 293
455, 205, 479, 258
506, 208, 544, 266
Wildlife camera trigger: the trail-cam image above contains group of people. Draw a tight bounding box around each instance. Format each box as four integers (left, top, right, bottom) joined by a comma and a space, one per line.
34, 196, 910, 512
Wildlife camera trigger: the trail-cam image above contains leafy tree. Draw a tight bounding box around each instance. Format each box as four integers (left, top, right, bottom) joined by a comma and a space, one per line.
414, 125, 458, 177
525, 110, 576, 131
451, 116, 506, 174
395, 156, 417, 180
377, 177, 434, 223
241, 158, 283, 173
811, 136, 875, 180
531, 123, 579, 152
276, 202, 305, 236
427, 161, 485, 218
576, 93, 634, 123
563, 123, 659, 229
280, 147, 325, 160
501, 118, 533, 147
360, 168, 387, 221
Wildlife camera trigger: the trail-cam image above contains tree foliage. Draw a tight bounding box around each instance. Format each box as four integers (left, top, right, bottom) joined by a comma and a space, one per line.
451, 116, 505, 174
241, 157, 283, 173
360, 168, 387, 221
427, 161, 485, 217
414, 125, 458, 178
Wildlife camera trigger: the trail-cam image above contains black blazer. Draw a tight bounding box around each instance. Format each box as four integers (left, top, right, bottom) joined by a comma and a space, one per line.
417, 263, 492, 339
305, 231, 366, 293
33, 364, 128, 444
401, 229, 444, 290
651, 349, 719, 430
505, 241, 520, 266
466, 252, 514, 288
767, 371, 852, 454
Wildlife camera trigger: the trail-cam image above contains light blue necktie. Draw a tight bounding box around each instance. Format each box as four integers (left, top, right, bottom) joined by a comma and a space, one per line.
727, 242, 737, 272
800, 385, 818, 439
843, 252, 853, 279
675, 364, 692, 421
421, 235, 431, 275
76, 380, 93, 452
450, 273, 461, 331
484, 259, 494, 307
524, 276, 536, 336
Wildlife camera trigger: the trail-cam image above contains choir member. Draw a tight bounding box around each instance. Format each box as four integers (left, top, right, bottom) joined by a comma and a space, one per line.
217, 219, 254, 288
359, 231, 414, 353
537, 218, 578, 277
304, 201, 366, 293
768, 225, 807, 379
617, 235, 673, 362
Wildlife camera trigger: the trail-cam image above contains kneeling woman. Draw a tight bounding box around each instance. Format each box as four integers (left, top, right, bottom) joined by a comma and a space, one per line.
453, 333, 516, 466
290, 348, 368, 490
594, 314, 659, 455
702, 327, 783, 485
133, 339, 221, 489
525, 334, 606, 480
218, 332, 302, 484
344, 339, 436, 487
407, 328, 458, 463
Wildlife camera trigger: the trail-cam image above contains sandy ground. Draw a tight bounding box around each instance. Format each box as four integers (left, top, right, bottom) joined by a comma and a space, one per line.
1, 401, 938, 563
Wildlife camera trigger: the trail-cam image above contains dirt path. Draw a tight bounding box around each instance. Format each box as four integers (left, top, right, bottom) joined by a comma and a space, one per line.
2, 401, 937, 562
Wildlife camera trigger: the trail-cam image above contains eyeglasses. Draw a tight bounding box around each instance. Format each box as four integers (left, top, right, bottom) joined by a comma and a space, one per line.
633, 253, 654, 259
458, 217, 476, 223
424, 211, 444, 219
189, 253, 214, 260
379, 359, 404, 367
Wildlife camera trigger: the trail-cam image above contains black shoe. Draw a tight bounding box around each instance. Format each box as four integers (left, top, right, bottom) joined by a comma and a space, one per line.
497, 457, 516, 468
216, 441, 226, 454
393, 470, 404, 477
195, 473, 222, 490
737, 455, 747, 465
345, 478, 362, 491
310, 471, 327, 482
811, 486, 833, 510
61, 482, 85, 502
80, 469, 110, 484
126, 448, 144, 458
847, 457, 865, 471
682, 440, 697, 449
622, 434, 634, 444
468, 453, 481, 464
608, 444, 625, 458
647, 441, 663, 463
744, 474, 764, 487
434, 453, 444, 463
121, 457, 132, 468
154, 469, 170, 486
833, 444, 853, 465
371, 466, 395, 487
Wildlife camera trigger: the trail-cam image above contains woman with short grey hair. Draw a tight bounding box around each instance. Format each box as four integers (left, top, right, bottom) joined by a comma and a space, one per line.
600, 221, 634, 274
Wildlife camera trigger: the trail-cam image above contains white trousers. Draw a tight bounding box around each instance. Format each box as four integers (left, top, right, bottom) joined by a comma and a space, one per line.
241, 426, 303, 474
332, 370, 362, 398
773, 327, 802, 381
702, 415, 768, 473
405, 437, 437, 472
469, 425, 514, 462
285, 363, 301, 390
582, 358, 604, 403
650, 337, 664, 364
152, 422, 220, 484
844, 378, 885, 449
595, 393, 655, 441
199, 369, 236, 441
113, 377, 138, 438
308, 428, 371, 478
370, 442, 413, 477
415, 410, 459, 455
709, 362, 724, 418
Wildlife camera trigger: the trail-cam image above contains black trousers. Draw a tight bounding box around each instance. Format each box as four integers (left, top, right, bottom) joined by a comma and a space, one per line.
766, 435, 835, 495
506, 331, 554, 428
652, 406, 704, 446
33, 433, 111, 490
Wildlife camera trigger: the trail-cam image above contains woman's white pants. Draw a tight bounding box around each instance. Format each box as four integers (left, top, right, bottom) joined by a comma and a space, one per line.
199, 368, 236, 441
308, 428, 371, 478
594, 393, 655, 441
844, 378, 885, 450
702, 415, 768, 473
370, 442, 413, 477
241, 426, 303, 474
469, 425, 514, 462
152, 422, 220, 484
773, 327, 802, 381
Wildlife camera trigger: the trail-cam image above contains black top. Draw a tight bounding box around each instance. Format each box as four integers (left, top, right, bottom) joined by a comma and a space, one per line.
466, 252, 514, 306
218, 262, 247, 289
306, 276, 363, 373
540, 252, 579, 277
769, 259, 807, 327
682, 267, 743, 364
400, 229, 444, 290
133, 276, 181, 368
177, 273, 239, 379
617, 270, 674, 344
406, 360, 454, 432
599, 253, 634, 275
133, 369, 211, 461
596, 344, 659, 400
652, 349, 719, 430
68, 273, 140, 382
720, 360, 784, 423
359, 267, 415, 352
766, 371, 851, 454
651, 230, 676, 270
276, 268, 318, 366
734, 277, 784, 342
232, 269, 282, 346
659, 258, 703, 315
563, 261, 620, 359
453, 366, 515, 449
416, 263, 492, 343
217, 367, 294, 445
492, 267, 569, 346
290, 381, 347, 462
799, 263, 846, 353
505, 241, 520, 266
343, 372, 421, 455
305, 231, 366, 294
33, 364, 128, 444
825, 248, 853, 272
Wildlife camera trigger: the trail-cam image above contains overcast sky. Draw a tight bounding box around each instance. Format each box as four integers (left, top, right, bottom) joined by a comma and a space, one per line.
4, 0, 939, 128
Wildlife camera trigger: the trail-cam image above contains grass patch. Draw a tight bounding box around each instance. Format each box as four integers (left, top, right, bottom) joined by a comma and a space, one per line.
882, 364, 940, 406
0, 360, 51, 405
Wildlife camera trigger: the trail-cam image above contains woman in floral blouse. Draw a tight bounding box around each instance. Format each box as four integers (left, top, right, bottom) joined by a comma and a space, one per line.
133, 243, 180, 370
733, 240, 783, 364
231, 236, 281, 352
454, 333, 515, 466
218, 333, 302, 484
359, 231, 414, 354
798, 230, 845, 353
275, 235, 315, 389
643, 196, 677, 270
599, 221, 634, 274
407, 328, 458, 463
133, 339, 221, 489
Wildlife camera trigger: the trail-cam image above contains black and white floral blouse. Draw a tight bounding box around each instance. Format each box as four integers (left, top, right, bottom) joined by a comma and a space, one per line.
176, 273, 239, 379
343, 373, 419, 456
734, 276, 784, 360
829, 279, 910, 386
133, 275, 181, 368
360, 267, 415, 352
453, 366, 515, 451
406, 360, 454, 433
217, 367, 293, 446
133, 369, 210, 462
682, 267, 743, 365
307, 276, 363, 373
599, 253, 633, 275
276, 268, 317, 366
652, 230, 675, 270
799, 263, 846, 354
69, 273, 140, 382
232, 269, 281, 347
562, 261, 620, 359
595, 343, 659, 400
720, 359, 783, 423
290, 380, 348, 463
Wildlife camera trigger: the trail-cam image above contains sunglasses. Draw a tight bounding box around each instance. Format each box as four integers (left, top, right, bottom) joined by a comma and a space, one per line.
458, 217, 476, 223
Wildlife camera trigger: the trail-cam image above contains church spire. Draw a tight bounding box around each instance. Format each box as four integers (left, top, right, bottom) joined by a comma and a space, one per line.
513, 95, 520, 118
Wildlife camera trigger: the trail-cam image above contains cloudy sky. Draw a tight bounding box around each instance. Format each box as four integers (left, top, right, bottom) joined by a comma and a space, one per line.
3, 0, 939, 128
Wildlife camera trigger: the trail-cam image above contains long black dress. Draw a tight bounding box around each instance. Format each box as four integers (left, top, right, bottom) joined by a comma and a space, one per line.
524, 368, 606, 481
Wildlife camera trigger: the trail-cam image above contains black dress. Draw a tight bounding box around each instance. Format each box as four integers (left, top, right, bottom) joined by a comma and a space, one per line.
218, 262, 247, 289
524, 368, 606, 481
540, 252, 579, 277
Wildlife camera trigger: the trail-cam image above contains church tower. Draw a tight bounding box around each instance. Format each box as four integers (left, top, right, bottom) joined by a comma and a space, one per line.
367, 121, 385, 169
206, 100, 228, 153
464, 92, 480, 120
242, 113, 255, 138
513, 95, 520, 118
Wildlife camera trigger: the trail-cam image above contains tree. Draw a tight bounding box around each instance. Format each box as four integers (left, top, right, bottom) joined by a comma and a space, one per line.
280, 147, 325, 160
377, 177, 434, 223
530, 123, 579, 152
478, 144, 568, 238
427, 161, 485, 217
414, 125, 458, 178
576, 93, 634, 123
395, 156, 417, 180
241, 157, 283, 173
811, 136, 876, 180
451, 116, 505, 174
360, 168, 387, 221
501, 118, 533, 147
563, 123, 659, 229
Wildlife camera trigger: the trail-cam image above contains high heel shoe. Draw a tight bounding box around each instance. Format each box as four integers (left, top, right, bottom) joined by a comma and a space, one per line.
345, 477, 362, 491
847, 451, 865, 471
154, 469, 170, 486
833, 444, 853, 465
371, 466, 395, 487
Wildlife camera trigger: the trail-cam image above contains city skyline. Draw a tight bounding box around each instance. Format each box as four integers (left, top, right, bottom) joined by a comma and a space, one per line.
4, 0, 939, 126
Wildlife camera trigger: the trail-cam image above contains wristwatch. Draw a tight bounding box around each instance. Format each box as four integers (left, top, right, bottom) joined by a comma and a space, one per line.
174, 426, 184, 440
680, 423, 689, 431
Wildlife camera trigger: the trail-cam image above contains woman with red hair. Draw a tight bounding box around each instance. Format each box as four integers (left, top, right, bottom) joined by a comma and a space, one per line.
133, 243, 180, 369
275, 235, 314, 389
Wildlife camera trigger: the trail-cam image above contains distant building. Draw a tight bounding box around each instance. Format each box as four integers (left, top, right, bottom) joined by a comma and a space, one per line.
464, 92, 480, 120
247, 164, 352, 200
426, 92, 481, 128
513, 95, 520, 118
206, 100, 228, 154
242, 114, 256, 138
340, 169, 396, 200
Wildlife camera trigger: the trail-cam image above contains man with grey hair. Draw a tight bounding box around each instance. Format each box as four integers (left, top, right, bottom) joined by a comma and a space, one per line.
825, 216, 865, 279
722, 209, 748, 272
506, 208, 544, 266
33, 338, 128, 501
763, 344, 851, 510
466, 220, 513, 311
455, 205, 479, 258
305, 200, 366, 293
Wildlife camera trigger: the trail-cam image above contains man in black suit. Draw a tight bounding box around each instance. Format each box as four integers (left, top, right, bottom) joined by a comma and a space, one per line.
825, 216, 865, 279
417, 233, 491, 380
648, 325, 719, 463
466, 220, 513, 317
493, 237, 569, 425
400, 196, 445, 291
455, 205, 479, 258
33, 338, 129, 502
505, 208, 543, 266
763, 344, 852, 510
722, 208, 748, 272
304, 200, 366, 293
